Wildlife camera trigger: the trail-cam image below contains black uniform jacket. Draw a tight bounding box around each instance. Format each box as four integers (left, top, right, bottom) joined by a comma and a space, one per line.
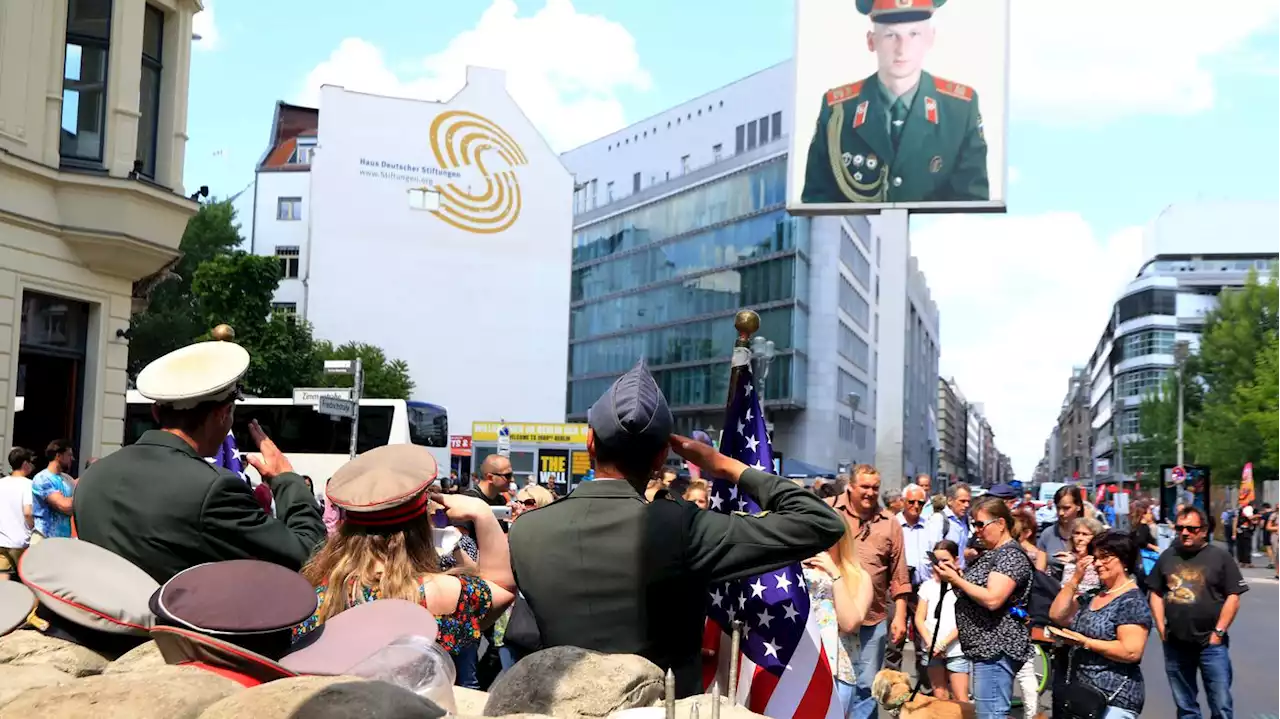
508, 468, 845, 698
74, 430, 326, 583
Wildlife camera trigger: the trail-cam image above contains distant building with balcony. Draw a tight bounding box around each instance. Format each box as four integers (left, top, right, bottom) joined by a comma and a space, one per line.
561, 62, 940, 484
1085, 201, 1279, 483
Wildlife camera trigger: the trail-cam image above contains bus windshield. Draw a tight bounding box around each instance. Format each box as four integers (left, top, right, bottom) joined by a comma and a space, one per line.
407, 401, 448, 447
123, 402, 396, 455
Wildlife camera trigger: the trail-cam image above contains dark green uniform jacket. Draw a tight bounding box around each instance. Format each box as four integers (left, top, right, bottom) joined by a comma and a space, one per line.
74, 430, 326, 583
508, 468, 846, 698
801, 71, 989, 204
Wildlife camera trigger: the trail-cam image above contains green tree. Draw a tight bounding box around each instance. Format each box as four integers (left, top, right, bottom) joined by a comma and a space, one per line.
1189, 268, 1279, 481
312, 341, 415, 400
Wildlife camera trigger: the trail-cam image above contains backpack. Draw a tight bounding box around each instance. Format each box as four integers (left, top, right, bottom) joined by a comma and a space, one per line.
1027, 569, 1062, 628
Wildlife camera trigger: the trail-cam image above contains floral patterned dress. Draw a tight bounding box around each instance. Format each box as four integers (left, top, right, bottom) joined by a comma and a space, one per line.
292, 574, 493, 656
803, 566, 858, 685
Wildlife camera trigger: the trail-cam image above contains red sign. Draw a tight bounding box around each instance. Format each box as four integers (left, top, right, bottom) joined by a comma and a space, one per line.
449, 435, 472, 456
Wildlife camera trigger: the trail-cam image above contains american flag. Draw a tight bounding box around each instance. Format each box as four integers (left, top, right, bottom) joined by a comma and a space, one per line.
211, 432, 245, 477
700, 353, 841, 718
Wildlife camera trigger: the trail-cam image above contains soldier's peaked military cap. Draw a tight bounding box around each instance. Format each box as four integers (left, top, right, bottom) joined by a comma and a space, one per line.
151, 559, 317, 660
19, 537, 157, 637
857, 0, 946, 23
0, 581, 36, 637
280, 598, 439, 676
588, 358, 673, 452
326, 444, 439, 527
135, 340, 250, 410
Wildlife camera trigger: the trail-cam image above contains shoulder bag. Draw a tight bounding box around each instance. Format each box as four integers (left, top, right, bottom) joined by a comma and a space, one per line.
1058, 645, 1128, 719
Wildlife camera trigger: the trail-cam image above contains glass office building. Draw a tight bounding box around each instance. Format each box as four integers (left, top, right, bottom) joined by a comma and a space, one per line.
567, 157, 809, 434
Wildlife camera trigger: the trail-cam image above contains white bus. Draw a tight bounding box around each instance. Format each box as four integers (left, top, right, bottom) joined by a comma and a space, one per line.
124, 391, 449, 493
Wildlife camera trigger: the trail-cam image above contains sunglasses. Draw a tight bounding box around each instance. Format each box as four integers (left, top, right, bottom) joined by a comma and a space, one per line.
904, 499, 926, 506
972, 518, 1002, 530
1175, 524, 1205, 533
491, 471, 515, 479
518, 498, 538, 507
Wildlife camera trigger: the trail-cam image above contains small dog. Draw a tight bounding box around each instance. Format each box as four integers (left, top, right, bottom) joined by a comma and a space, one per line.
871, 669, 1049, 719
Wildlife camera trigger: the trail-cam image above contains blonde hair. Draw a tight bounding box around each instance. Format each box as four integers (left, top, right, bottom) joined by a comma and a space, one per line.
683, 479, 710, 498
302, 503, 458, 625
517, 484, 555, 509
828, 528, 864, 595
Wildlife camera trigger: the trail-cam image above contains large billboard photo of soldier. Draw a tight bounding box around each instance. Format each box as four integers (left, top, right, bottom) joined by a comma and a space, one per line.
788, 0, 1010, 214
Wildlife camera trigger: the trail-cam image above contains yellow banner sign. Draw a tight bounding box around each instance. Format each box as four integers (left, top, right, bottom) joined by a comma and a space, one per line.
471, 422, 589, 445
571, 451, 592, 477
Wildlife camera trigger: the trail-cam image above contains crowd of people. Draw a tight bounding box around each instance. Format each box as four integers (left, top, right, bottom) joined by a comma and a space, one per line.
0, 339, 1264, 719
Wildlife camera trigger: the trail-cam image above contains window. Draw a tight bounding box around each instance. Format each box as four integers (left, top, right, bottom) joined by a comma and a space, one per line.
277, 197, 302, 221
735, 125, 746, 154
633, 172, 641, 193
837, 369, 869, 407
839, 276, 870, 330
757, 116, 769, 145
771, 112, 782, 141
1119, 329, 1176, 360
713, 144, 722, 162
291, 143, 315, 165
135, 4, 163, 178
275, 246, 300, 279
1117, 289, 1177, 322
606, 181, 615, 202
590, 179, 598, 208
681, 155, 691, 174
838, 415, 855, 442
271, 302, 297, 316
839, 228, 872, 290
61, 0, 113, 164
747, 120, 758, 150
1115, 368, 1169, 398
838, 322, 870, 371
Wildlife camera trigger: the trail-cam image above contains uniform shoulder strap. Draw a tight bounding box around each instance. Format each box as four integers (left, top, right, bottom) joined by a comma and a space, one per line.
932, 75, 974, 102
826, 80, 865, 106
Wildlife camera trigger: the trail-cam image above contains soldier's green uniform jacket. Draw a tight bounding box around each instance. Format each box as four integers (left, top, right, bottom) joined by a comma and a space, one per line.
508, 467, 845, 699
74, 430, 326, 584
801, 71, 989, 204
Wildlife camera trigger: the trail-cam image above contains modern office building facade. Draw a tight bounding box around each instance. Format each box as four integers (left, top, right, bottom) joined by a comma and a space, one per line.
1, 0, 202, 463
1085, 201, 1279, 482
561, 61, 940, 484
936, 377, 968, 482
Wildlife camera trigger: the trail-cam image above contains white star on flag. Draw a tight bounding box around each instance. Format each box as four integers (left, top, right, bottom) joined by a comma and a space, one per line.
745, 435, 760, 453
763, 640, 780, 658
750, 578, 767, 597
710, 588, 723, 607
757, 609, 773, 628
774, 572, 793, 592
745, 383, 754, 395
738, 420, 747, 436
710, 494, 723, 510
745, 407, 754, 421
781, 602, 799, 622
738, 595, 748, 610
752, 461, 766, 471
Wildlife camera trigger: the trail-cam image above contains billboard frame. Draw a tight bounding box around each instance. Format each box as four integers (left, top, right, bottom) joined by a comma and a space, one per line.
785, 0, 1013, 216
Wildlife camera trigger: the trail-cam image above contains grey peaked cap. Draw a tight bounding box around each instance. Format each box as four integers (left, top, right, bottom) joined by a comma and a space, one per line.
587, 359, 674, 449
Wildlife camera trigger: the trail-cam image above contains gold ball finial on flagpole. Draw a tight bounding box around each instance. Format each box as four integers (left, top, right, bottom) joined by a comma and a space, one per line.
211, 324, 235, 342
734, 310, 759, 346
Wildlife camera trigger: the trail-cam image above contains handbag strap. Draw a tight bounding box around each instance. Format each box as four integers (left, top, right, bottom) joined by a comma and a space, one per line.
1067, 645, 1130, 702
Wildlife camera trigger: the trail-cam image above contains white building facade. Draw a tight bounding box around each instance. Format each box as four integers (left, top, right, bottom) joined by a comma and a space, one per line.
561, 61, 940, 485
1087, 200, 1279, 480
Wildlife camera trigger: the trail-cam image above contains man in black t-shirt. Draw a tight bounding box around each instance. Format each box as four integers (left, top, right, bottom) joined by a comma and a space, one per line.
1147, 505, 1246, 719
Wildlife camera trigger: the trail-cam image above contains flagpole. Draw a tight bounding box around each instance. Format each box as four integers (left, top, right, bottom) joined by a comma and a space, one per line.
723, 310, 757, 706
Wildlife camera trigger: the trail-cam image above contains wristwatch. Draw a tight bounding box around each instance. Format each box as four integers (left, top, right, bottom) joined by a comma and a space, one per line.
1213, 628, 1227, 639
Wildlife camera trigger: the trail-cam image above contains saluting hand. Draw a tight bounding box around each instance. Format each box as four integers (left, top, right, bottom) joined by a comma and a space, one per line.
429, 492, 490, 523
668, 435, 747, 483
245, 420, 294, 481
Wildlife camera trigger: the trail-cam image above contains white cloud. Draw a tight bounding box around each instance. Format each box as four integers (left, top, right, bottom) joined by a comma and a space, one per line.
911, 213, 1146, 479
297, 0, 651, 152
1011, 1, 1280, 123
192, 0, 219, 51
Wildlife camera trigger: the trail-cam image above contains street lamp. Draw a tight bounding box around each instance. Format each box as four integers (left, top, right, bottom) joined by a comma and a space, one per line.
749, 335, 776, 392
1173, 340, 1190, 468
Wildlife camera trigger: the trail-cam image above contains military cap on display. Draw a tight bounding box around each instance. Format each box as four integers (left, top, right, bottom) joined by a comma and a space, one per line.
280, 599, 439, 676
989, 483, 1019, 499
856, 0, 946, 23
326, 444, 439, 527
150, 625, 297, 687
18, 538, 157, 653
150, 559, 318, 660
587, 359, 673, 452
0, 580, 37, 637
135, 340, 250, 410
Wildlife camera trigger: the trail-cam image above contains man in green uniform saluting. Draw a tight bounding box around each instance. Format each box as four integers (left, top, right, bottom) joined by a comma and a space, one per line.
801, 0, 989, 204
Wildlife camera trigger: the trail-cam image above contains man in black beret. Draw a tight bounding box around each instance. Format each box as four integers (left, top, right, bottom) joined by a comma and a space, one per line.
509, 360, 846, 698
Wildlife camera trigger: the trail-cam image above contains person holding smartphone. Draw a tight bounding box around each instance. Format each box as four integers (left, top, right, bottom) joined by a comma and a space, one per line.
915, 540, 968, 701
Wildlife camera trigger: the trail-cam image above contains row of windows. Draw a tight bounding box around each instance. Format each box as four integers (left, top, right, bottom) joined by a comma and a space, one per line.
568, 354, 800, 414
837, 321, 870, 371
572, 159, 788, 265
836, 415, 868, 449
1118, 329, 1176, 361
839, 226, 872, 291
1116, 408, 1141, 436
572, 211, 802, 302
1140, 257, 1275, 277
61, 0, 166, 179
838, 275, 871, 330
568, 307, 797, 378
604, 99, 726, 152
1117, 289, 1177, 323
1115, 368, 1169, 398
276, 246, 300, 279
571, 256, 799, 339
734, 112, 783, 155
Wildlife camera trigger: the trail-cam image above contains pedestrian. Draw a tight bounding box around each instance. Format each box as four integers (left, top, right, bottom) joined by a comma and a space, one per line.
802, 523, 873, 716
926, 483, 973, 566
31, 440, 76, 542
885, 483, 930, 683
915, 539, 968, 701
824, 464, 911, 719
73, 340, 325, 583
1233, 505, 1255, 568
1038, 485, 1085, 580
0, 448, 37, 579
1220, 506, 1236, 558
507, 361, 845, 698
1147, 505, 1245, 719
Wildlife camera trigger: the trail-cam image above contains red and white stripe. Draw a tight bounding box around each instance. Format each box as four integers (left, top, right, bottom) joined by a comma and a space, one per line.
701, 617, 841, 718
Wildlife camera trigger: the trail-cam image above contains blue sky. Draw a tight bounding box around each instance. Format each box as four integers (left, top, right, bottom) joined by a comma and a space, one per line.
185, 1, 1280, 477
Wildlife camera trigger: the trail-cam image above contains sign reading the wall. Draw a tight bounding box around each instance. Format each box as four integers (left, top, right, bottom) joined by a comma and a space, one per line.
539, 449, 569, 495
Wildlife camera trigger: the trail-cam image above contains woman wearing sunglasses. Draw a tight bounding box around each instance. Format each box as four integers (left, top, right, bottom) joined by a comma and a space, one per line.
933, 495, 1033, 719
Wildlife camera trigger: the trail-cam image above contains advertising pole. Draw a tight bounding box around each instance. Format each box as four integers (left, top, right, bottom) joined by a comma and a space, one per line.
349, 358, 364, 459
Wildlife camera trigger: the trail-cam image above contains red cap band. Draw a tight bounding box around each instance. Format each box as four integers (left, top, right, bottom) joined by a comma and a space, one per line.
342, 492, 432, 527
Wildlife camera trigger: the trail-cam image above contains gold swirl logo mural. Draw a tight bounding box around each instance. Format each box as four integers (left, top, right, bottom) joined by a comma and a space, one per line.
427, 110, 528, 234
